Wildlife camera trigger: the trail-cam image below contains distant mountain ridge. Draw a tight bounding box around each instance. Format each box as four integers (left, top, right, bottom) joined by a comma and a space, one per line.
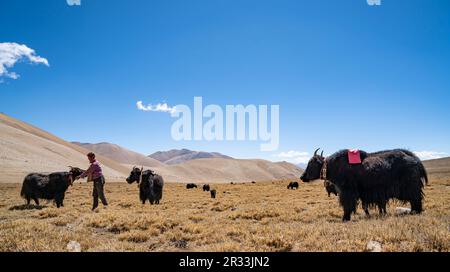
72, 142, 164, 168
149, 149, 233, 165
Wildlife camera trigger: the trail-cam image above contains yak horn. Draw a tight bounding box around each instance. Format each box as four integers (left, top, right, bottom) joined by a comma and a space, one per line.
314, 148, 320, 156
320, 150, 324, 157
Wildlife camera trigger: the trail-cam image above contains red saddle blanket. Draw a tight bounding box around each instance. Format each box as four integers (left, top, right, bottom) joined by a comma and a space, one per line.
348, 149, 362, 164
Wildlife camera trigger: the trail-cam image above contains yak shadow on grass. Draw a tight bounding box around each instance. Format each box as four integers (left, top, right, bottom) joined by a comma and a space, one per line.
9, 204, 47, 211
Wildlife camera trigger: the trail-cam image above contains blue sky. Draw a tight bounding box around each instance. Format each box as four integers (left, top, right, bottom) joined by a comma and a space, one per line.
1, 0, 449, 163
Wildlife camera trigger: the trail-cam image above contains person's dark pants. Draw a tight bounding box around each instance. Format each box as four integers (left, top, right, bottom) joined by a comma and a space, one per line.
92, 176, 108, 210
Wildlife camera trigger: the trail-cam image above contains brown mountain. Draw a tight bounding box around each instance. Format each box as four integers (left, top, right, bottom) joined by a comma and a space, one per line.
0, 113, 128, 183
150, 158, 303, 183
0, 113, 303, 183
149, 149, 233, 165
422, 157, 450, 180
72, 142, 164, 168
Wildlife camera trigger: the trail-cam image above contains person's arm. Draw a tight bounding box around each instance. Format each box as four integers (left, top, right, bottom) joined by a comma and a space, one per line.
78, 163, 94, 179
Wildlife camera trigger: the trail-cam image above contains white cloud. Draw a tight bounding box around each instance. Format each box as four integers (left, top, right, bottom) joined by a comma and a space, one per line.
274, 150, 310, 164
137, 101, 177, 114
414, 151, 448, 161
67, 0, 81, 6
0, 42, 49, 81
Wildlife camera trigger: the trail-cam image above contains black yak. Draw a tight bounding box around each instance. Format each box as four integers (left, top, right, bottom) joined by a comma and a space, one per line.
210, 189, 217, 199
203, 184, 210, 192
186, 183, 197, 189
287, 181, 299, 190
126, 167, 164, 205
300, 148, 428, 221
20, 167, 84, 208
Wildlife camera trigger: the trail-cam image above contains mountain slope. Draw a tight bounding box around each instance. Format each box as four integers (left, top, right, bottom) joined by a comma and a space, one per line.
149, 149, 232, 165
150, 158, 303, 183
72, 142, 164, 168
0, 113, 128, 183
0, 113, 303, 184
423, 157, 450, 180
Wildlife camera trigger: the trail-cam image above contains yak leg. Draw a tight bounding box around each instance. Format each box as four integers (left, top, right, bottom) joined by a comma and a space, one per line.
59, 194, 65, 207
55, 194, 62, 208
26, 197, 31, 205
342, 208, 352, 222
363, 203, 370, 217
340, 191, 357, 222
410, 199, 423, 214
378, 200, 387, 215
33, 197, 39, 205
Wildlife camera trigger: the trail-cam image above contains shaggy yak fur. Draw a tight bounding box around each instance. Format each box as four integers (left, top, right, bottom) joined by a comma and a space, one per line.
126, 167, 164, 205
287, 181, 299, 190
20, 167, 84, 208
300, 149, 428, 221
203, 184, 210, 192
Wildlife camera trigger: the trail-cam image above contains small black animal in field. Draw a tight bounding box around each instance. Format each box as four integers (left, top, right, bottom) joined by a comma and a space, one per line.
287, 181, 299, 190
324, 181, 338, 197
210, 189, 217, 199
20, 167, 84, 208
186, 183, 197, 189
251, 181, 256, 184
203, 184, 210, 191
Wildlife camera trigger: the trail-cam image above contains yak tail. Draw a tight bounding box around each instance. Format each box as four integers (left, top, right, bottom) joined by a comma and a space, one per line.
20, 177, 28, 198
418, 161, 429, 185
20, 184, 25, 198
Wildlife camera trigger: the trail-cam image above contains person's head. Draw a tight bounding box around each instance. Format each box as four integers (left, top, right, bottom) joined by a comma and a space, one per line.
87, 152, 96, 163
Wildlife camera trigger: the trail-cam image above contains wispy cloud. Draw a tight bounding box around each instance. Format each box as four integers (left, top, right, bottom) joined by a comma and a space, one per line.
274, 150, 310, 164
137, 101, 177, 114
414, 151, 448, 161
67, 0, 81, 6
0, 42, 49, 81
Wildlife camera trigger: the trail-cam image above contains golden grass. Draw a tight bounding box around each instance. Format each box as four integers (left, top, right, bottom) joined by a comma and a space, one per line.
0, 178, 449, 252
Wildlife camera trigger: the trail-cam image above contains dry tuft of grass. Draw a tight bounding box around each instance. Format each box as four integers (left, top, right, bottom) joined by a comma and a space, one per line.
0, 178, 449, 252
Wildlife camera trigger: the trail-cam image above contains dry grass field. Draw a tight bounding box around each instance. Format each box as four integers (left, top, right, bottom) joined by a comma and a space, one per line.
0, 177, 449, 252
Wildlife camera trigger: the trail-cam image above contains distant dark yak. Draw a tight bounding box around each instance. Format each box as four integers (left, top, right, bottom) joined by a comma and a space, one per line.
287, 181, 299, 190
20, 167, 84, 208
324, 180, 338, 197
210, 189, 217, 199
203, 184, 210, 192
126, 167, 164, 205
186, 183, 197, 189
300, 148, 428, 221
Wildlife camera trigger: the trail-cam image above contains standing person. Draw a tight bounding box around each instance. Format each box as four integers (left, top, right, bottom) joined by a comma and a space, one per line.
77, 152, 108, 210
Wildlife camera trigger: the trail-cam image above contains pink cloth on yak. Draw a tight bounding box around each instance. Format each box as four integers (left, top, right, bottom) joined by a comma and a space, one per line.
348, 149, 362, 164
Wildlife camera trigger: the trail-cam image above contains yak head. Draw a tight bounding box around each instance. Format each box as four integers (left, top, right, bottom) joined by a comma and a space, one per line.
300, 148, 325, 183
126, 167, 143, 184
68, 166, 85, 186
